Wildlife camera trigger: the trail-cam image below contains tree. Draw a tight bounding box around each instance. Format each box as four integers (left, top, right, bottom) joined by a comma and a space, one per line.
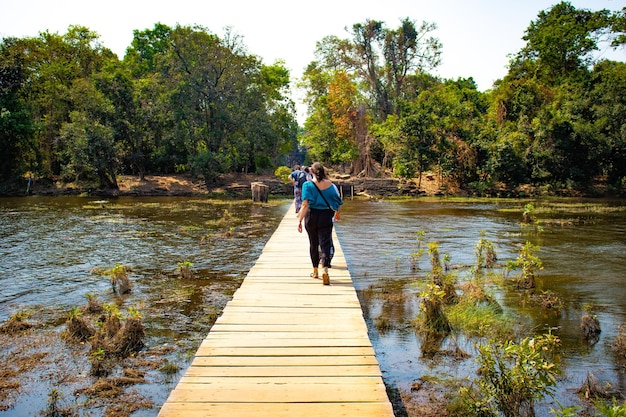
349, 18, 442, 120
303, 18, 441, 174
515, 1, 613, 82
301, 67, 358, 166
590, 60, 626, 188
59, 77, 119, 188
0, 37, 36, 183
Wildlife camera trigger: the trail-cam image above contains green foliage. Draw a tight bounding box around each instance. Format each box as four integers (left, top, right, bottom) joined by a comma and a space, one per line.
1, 3, 625, 193
522, 204, 535, 223
274, 166, 292, 184
177, 260, 194, 279
418, 283, 451, 333
549, 401, 581, 417
0, 23, 297, 189
509, 241, 543, 289
460, 333, 561, 417
447, 299, 511, 339
475, 231, 498, 269
409, 230, 426, 272
593, 397, 626, 417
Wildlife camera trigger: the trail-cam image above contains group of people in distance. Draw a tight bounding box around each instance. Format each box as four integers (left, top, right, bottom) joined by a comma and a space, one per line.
290, 163, 343, 286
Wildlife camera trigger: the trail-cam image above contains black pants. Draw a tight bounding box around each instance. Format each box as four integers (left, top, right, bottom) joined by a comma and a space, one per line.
305, 208, 334, 268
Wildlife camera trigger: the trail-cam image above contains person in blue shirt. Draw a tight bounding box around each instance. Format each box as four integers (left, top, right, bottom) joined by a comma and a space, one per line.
289, 165, 306, 214
297, 162, 343, 285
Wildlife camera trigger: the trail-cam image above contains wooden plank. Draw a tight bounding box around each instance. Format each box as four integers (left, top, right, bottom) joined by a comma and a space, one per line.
159, 402, 394, 417
165, 382, 390, 403
190, 355, 379, 367
209, 323, 367, 332
195, 344, 376, 358
199, 338, 372, 348
183, 365, 383, 377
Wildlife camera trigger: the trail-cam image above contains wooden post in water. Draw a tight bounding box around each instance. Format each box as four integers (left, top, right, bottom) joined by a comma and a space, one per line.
251, 182, 269, 202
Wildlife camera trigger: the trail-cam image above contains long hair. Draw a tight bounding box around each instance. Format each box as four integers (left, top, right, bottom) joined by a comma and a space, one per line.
311, 162, 327, 181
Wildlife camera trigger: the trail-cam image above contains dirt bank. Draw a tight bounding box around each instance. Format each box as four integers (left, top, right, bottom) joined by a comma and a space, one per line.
22, 172, 449, 198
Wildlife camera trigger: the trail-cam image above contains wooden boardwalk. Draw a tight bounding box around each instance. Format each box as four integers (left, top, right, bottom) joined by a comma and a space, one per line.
158, 205, 394, 417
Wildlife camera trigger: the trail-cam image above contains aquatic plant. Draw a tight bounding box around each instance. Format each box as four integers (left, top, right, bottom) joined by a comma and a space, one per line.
549, 401, 580, 417
447, 299, 511, 339
613, 323, 626, 359
64, 307, 94, 342
101, 303, 122, 339
410, 230, 426, 272
427, 242, 458, 304
159, 360, 180, 375
177, 260, 194, 279
522, 203, 535, 224
428, 242, 443, 285
84, 292, 103, 314
474, 231, 497, 269
111, 308, 145, 356
418, 284, 452, 333
104, 263, 132, 294
89, 348, 110, 377
509, 241, 543, 289
43, 388, 76, 417
593, 397, 626, 417
460, 332, 561, 417
580, 314, 601, 341
0, 310, 34, 333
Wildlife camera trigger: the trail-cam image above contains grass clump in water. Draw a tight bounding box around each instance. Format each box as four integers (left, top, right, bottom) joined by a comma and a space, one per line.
447, 300, 513, 340
0, 310, 34, 334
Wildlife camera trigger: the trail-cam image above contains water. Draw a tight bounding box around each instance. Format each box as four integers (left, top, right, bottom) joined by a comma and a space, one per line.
0, 196, 624, 415
336, 198, 626, 414
0, 196, 289, 415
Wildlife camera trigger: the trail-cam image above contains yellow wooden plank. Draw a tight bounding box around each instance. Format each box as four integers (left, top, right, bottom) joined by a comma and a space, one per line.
165, 382, 390, 403
194, 346, 376, 357
204, 331, 370, 339
183, 365, 383, 377
159, 401, 394, 417
190, 355, 379, 367
209, 323, 368, 332
199, 338, 372, 348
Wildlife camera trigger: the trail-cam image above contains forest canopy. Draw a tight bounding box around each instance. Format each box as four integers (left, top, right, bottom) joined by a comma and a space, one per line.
1, 1, 625, 194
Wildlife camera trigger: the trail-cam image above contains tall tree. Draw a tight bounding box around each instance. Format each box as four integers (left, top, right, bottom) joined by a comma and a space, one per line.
304, 18, 441, 173
515, 1, 613, 82
0, 37, 36, 183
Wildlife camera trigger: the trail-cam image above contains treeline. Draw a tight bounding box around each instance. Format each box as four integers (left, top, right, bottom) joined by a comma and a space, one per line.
0, 23, 298, 189
1, 2, 625, 195
300, 2, 626, 194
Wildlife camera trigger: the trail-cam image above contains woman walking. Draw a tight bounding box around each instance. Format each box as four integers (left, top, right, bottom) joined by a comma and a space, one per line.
297, 162, 342, 285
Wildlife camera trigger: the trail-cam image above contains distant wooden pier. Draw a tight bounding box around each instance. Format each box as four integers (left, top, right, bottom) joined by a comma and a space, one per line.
158, 205, 394, 416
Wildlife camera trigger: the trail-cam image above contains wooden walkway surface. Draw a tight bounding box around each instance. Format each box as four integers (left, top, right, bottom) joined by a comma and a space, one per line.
158, 205, 394, 417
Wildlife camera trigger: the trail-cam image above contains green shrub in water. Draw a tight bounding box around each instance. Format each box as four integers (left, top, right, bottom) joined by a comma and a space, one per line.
459, 332, 561, 417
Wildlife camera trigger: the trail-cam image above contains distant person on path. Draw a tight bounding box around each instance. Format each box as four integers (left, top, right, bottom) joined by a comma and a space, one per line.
303, 166, 313, 181
297, 162, 342, 285
289, 165, 306, 214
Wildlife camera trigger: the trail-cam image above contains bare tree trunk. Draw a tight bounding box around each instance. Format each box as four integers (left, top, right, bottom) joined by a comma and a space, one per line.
352, 104, 381, 177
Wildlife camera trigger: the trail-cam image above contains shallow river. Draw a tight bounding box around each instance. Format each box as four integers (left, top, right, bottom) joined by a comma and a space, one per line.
0, 196, 624, 416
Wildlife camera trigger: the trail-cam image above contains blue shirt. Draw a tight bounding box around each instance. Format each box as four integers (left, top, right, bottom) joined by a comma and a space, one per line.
302, 181, 343, 211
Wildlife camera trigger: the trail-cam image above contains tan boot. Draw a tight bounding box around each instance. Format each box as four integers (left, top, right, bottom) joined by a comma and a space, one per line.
322, 267, 330, 285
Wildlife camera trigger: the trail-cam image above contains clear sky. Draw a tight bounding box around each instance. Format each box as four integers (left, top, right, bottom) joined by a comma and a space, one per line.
1, 0, 624, 119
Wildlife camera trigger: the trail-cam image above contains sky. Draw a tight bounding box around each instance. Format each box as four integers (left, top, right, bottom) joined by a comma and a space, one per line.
1, 0, 625, 120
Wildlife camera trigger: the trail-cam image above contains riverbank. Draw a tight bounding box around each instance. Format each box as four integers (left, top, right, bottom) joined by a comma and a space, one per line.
9, 171, 451, 198
5, 172, 618, 199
